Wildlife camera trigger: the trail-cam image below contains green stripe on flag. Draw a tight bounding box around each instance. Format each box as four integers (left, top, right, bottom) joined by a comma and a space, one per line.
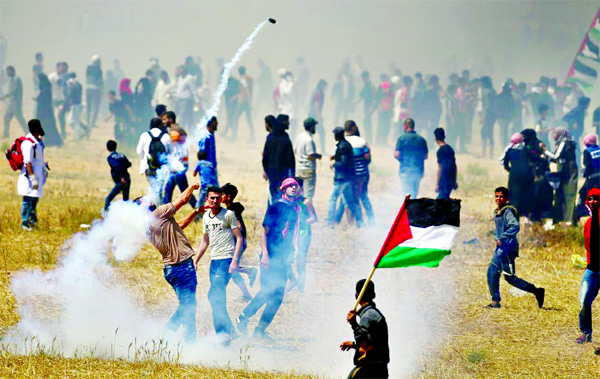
376, 246, 450, 268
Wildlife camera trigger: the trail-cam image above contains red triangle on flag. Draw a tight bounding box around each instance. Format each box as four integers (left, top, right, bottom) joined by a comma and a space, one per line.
373, 198, 413, 267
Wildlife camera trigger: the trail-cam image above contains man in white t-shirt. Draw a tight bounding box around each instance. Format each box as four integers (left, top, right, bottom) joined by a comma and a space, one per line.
18, 119, 48, 230
195, 186, 243, 341
294, 117, 322, 200
48, 62, 68, 137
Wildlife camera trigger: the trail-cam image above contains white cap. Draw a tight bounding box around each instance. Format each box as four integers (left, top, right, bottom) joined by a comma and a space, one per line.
391, 76, 401, 86
91, 54, 100, 63
277, 68, 287, 77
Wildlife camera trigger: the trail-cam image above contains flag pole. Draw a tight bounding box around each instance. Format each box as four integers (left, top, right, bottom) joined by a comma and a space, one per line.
352, 195, 410, 312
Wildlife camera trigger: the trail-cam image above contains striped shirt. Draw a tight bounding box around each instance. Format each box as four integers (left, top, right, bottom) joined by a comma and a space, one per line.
346, 135, 370, 177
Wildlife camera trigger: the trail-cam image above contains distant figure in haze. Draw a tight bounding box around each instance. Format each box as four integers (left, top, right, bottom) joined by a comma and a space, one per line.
340, 279, 390, 379
294, 117, 322, 201
174, 65, 197, 129
144, 183, 201, 343
420, 75, 442, 146
500, 132, 532, 218
105, 59, 124, 94
223, 72, 241, 140
295, 56, 309, 112
184, 56, 203, 87
328, 126, 363, 227
1, 66, 27, 137
153, 70, 175, 112
308, 79, 328, 154
195, 186, 244, 343
236, 178, 301, 340
374, 75, 393, 146
64, 73, 86, 140
32, 53, 44, 115
197, 116, 219, 180
255, 59, 273, 112
394, 118, 427, 199
434, 128, 458, 199
136, 117, 173, 201
357, 70, 375, 143
563, 96, 590, 152
480, 76, 497, 159
85, 55, 103, 129
48, 61, 68, 138
534, 103, 551, 148
495, 81, 516, 151
487, 186, 545, 309
18, 119, 48, 231
163, 128, 196, 208
133, 70, 155, 134
104, 139, 131, 211
34, 73, 62, 147
237, 66, 255, 142
576, 188, 599, 344
262, 114, 295, 203
107, 90, 135, 145
277, 70, 298, 138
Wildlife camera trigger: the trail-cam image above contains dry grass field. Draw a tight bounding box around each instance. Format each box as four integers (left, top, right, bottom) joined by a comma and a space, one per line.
0, 116, 598, 378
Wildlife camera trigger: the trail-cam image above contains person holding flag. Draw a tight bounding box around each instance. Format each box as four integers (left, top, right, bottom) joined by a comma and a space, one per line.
487, 187, 545, 309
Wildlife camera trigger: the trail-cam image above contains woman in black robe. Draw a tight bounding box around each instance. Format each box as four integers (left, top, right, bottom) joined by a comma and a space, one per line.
35, 72, 63, 147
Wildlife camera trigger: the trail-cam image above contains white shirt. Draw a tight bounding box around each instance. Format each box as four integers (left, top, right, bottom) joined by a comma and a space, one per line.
136, 128, 174, 174
153, 78, 176, 110
295, 131, 317, 171
202, 209, 238, 260
47, 71, 65, 102
278, 78, 296, 119
17, 133, 46, 197
175, 74, 197, 100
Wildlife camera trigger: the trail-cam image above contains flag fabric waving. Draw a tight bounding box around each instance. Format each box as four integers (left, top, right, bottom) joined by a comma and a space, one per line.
374, 198, 461, 269
566, 8, 600, 93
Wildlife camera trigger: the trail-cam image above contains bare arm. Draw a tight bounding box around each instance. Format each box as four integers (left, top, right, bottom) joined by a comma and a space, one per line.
305, 199, 318, 224
177, 209, 199, 230
228, 228, 244, 273
172, 183, 199, 212
436, 163, 441, 192
394, 151, 400, 160
194, 233, 210, 268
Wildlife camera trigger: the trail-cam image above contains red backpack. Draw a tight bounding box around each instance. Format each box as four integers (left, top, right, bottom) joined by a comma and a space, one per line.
5, 136, 35, 171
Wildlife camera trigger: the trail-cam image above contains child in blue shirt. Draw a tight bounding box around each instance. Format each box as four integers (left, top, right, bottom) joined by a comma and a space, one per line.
193, 150, 219, 206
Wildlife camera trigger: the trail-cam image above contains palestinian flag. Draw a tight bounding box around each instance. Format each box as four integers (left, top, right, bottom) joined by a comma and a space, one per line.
566, 8, 600, 93
374, 198, 461, 269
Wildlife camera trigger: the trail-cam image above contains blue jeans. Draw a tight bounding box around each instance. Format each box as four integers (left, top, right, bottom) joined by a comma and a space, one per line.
487, 262, 536, 302
104, 181, 130, 211
208, 258, 234, 335
241, 256, 289, 330
336, 175, 374, 224
580, 269, 600, 335
437, 184, 453, 199
21, 196, 39, 227
163, 170, 197, 207
146, 169, 166, 203
163, 258, 197, 343
328, 180, 363, 226
399, 171, 423, 199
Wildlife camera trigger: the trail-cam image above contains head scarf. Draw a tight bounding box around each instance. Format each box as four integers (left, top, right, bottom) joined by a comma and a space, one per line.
278, 177, 301, 250
510, 132, 523, 144
553, 127, 571, 143
279, 177, 300, 193
119, 78, 132, 96
583, 134, 598, 146
520, 129, 537, 146
586, 188, 600, 215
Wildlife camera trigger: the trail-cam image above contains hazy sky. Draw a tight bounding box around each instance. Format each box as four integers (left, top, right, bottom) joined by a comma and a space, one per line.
1, 0, 598, 96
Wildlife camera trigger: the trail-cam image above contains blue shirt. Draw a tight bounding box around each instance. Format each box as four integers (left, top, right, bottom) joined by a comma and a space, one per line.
395, 131, 428, 174
198, 129, 217, 169
194, 160, 218, 188
107, 151, 131, 183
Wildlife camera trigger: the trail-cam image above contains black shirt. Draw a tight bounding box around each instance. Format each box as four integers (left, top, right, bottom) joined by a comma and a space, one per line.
262, 129, 295, 172
353, 302, 390, 367
109, 100, 128, 119
263, 200, 298, 260
227, 202, 247, 239
437, 144, 457, 189
333, 139, 355, 182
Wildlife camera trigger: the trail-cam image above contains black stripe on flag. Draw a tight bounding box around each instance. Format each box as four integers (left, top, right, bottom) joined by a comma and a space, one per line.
405, 198, 461, 228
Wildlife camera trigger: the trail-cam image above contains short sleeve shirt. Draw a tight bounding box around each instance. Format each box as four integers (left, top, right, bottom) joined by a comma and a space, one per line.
295, 131, 317, 171
202, 208, 238, 260
263, 201, 298, 258
395, 131, 428, 174
436, 144, 457, 188
149, 204, 195, 265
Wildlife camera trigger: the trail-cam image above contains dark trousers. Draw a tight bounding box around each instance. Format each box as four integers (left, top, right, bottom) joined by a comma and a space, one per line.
347, 364, 389, 378
329, 180, 363, 226
236, 102, 255, 141
437, 184, 453, 199
208, 258, 234, 335
163, 259, 197, 343
487, 262, 536, 302
336, 175, 374, 224
86, 88, 101, 128
241, 259, 288, 330
4, 103, 28, 137
21, 196, 39, 227
104, 181, 131, 211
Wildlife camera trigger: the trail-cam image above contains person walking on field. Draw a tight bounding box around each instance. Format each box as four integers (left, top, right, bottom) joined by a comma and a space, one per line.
340, 279, 390, 379
143, 183, 201, 343
486, 187, 545, 309
394, 118, 428, 199
194, 186, 244, 342
18, 119, 49, 230
104, 140, 131, 211
1, 66, 27, 137
294, 117, 322, 201
433, 128, 458, 199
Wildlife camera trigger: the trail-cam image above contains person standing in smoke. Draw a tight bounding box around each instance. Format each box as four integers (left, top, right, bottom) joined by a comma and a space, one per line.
133, 70, 155, 135
236, 178, 301, 340
308, 79, 327, 154
374, 75, 393, 146
480, 76, 497, 159
255, 59, 273, 113
357, 70, 375, 144
237, 66, 255, 142
136, 117, 173, 202
340, 279, 390, 379
34, 72, 62, 147
18, 119, 49, 231
328, 126, 363, 227
64, 73, 86, 140
421, 75, 442, 148
32, 52, 43, 117
153, 70, 175, 112
144, 183, 201, 343
500, 132, 533, 218
262, 115, 295, 204
394, 118, 428, 199
222, 71, 241, 141
295, 117, 322, 201
434, 128, 458, 199
47, 61, 68, 138
534, 104, 551, 148
576, 188, 599, 344
496, 81, 516, 151
1, 66, 27, 137
295, 56, 309, 112
85, 55, 103, 129
194, 186, 244, 343
174, 65, 197, 130
521, 129, 553, 223
486, 186, 545, 309
277, 70, 298, 138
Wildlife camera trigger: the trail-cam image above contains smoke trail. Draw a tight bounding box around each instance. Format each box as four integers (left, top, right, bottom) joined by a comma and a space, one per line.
195, 19, 268, 133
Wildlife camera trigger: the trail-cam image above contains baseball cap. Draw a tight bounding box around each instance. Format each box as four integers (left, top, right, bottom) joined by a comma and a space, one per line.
304, 117, 318, 127
332, 126, 345, 134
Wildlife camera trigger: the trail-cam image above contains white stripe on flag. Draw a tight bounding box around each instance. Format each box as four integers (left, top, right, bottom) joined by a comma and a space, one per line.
399, 225, 459, 251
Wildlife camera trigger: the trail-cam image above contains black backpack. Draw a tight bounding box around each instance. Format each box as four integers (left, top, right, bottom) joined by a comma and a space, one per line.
147, 130, 167, 170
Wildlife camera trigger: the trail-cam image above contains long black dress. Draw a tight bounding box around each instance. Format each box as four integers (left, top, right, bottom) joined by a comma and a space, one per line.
36, 73, 63, 147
